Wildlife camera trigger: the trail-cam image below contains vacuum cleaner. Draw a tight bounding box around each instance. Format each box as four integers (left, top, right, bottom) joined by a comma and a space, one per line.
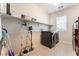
28, 26, 34, 51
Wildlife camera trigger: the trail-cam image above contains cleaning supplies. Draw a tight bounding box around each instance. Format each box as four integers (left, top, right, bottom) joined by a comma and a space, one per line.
2, 27, 15, 56
8, 48, 14, 56
1, 40, 8, 56
1, 28, 8, 56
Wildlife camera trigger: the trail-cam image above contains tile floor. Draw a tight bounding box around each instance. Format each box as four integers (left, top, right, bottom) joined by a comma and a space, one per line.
29, 42, 76, 56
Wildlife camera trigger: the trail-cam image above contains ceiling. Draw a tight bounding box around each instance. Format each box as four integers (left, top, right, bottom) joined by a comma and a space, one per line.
35, 3, 76, 14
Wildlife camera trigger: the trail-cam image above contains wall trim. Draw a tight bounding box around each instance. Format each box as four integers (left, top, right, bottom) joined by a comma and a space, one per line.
60, 40, 72, 45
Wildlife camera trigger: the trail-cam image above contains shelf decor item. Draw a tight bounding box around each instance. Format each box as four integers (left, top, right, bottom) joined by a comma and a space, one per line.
26, 16, 32, 21
31, 18, 37, 21
21, 14, 25, 19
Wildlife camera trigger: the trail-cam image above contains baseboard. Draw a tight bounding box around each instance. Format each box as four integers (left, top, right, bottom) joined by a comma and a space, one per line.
60, 40, 72, 45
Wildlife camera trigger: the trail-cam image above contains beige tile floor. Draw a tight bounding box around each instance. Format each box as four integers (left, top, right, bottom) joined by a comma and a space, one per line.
29, 42, 76, 56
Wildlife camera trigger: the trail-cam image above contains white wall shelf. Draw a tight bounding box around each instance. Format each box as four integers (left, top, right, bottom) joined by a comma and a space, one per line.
1, 13, 52, 26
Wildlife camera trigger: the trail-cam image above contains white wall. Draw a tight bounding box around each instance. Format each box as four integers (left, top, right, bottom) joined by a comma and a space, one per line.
1, 3, 50, 55
27, 22, 49, 32
49, 4, 79, 44
10, 3, 49, 24
2, 16, 49, 55
2, 17, 22, 54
